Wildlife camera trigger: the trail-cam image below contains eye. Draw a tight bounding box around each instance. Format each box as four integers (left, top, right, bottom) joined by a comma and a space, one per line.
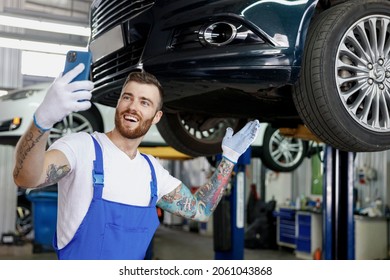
122, 95, 130, 101
141, 100, 151, 107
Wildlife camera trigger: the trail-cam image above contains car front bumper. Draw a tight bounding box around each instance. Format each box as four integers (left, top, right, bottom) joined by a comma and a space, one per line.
89, 0, 316, 122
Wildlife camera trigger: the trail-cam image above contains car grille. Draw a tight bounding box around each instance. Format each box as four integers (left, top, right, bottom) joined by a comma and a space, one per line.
91, 0, 155, 40
91, 41, 145, 86
90, 0, 152, 87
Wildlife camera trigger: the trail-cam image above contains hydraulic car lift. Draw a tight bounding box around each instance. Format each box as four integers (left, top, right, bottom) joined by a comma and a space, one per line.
323, 146, 355, 259
214, 148, 252, 260
213, 145, 356, 260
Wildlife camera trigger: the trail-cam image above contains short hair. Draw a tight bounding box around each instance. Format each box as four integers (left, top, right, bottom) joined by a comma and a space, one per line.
122, 71, 164, 110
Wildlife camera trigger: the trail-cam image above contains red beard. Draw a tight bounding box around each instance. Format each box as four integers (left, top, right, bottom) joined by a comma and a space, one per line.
115, 109, 154, 139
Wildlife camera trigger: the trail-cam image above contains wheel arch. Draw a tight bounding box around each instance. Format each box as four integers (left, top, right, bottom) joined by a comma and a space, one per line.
292, 0, 352, 80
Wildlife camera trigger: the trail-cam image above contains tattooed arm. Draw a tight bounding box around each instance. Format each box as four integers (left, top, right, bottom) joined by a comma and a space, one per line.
13, 122, 70, 189
157, 158, 234, 222
156, 120, 260, 222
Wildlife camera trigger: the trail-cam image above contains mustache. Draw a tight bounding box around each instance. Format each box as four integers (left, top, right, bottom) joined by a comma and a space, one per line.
120, 109, 142, 119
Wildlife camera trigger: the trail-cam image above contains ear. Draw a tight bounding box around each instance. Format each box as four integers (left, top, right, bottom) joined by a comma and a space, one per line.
152, 110, 163, 125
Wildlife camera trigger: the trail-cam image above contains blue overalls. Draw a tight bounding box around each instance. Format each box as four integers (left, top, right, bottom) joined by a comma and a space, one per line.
54, 136, 160, 260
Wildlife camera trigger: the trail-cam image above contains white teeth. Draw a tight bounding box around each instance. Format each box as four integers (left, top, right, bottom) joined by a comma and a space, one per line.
124, 115, 138, 122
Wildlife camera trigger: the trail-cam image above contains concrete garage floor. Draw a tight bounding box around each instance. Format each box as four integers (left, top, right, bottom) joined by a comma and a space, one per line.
153, 225, 300, 260
0, 225, 300, 260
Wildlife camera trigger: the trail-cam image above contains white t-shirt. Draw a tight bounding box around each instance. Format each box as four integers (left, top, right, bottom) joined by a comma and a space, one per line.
48, 132, 181, 249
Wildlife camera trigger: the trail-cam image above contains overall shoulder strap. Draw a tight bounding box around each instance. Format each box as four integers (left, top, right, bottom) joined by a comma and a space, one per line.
141, 153, 158, 206
91, 135, 104, 199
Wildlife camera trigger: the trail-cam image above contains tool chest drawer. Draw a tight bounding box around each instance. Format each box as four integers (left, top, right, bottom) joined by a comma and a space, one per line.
275, 208, 296, 248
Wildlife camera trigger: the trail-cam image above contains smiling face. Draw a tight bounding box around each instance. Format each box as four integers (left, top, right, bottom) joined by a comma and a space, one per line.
115, 81, 163, 139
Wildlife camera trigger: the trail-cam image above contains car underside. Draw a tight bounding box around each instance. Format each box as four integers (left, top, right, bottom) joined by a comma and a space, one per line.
89, 0, 390, 156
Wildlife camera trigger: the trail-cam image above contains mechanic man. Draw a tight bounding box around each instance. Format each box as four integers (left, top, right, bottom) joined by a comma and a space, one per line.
13, 63, 260, 260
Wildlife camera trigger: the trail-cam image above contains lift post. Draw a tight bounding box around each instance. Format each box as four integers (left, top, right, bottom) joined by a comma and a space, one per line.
214, 147, 252, 260
323, 146, 355, 259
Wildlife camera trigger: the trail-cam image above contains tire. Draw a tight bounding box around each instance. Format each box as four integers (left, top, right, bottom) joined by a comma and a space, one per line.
16, 198, 32, 237
47, 108, 103, 146
156, 112, 248, 157
293, 0, 390, 152
261, 126, 308, 172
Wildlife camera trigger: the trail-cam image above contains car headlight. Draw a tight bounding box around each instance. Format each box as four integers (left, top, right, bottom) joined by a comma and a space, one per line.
0, 117, 22, 131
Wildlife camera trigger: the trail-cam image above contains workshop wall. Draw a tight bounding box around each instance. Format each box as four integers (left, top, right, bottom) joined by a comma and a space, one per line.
0, 145, 17, 235
355, 151, 387, 213
0, 1, 23, 89
181, 157, 212, 188
292, 158, 313, 203
0, 48, 22, 89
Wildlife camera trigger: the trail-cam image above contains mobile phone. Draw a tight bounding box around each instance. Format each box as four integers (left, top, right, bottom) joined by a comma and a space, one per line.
63, 50, 92, 81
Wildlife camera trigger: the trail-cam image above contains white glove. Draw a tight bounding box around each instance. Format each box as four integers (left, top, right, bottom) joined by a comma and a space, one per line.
34, 63, 94, 132
222, 120, 260, 163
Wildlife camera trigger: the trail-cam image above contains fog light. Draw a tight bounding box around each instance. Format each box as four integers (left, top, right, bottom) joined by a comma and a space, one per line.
199, 22, 237, 46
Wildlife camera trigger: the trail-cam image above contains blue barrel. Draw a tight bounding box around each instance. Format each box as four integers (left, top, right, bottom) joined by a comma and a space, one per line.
26, 191, 58, 253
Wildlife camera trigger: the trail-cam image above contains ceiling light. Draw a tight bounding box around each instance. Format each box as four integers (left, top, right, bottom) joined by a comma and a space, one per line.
0, 37, 87, 54
0, 14, 90, 37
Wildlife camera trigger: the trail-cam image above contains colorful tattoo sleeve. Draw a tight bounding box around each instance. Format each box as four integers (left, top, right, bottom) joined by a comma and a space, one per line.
157, 157, 234, 221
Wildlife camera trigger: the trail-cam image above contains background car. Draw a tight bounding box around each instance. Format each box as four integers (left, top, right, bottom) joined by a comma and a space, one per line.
88, 0, 390, 156
0, 83, 165, 147
252, 124, 311, 173
205, 123, 317, 172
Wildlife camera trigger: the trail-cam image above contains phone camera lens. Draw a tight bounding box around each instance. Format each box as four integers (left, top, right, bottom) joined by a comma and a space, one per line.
67, 51, 77, 62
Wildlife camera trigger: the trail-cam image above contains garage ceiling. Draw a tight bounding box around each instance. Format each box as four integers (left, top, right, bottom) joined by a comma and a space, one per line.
23, 0, 93, 18
0, 0, 94, 89
1, 0, 93, 48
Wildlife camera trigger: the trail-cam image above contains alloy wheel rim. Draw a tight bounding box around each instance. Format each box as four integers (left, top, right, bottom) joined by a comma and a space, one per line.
48, 113, 94, 146
336, 15, 390, 132
268, 130, 304, 168
181, 115, 239, 144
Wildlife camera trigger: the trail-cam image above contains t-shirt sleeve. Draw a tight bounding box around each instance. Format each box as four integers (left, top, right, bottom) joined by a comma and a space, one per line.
148, 156, 182, 200
48, 132, 92, 171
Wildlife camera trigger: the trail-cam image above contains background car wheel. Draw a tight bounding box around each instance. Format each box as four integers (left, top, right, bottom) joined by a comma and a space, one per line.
261, 126, 308, 172
16, 194, 32, 238
293, 0, 390, 152
156, 112, 247, 157
47, 107, 103, 146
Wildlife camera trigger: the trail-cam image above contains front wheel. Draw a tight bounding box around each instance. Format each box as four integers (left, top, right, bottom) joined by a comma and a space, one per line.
293, 0, 390, 152
157, 112, 247, 157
